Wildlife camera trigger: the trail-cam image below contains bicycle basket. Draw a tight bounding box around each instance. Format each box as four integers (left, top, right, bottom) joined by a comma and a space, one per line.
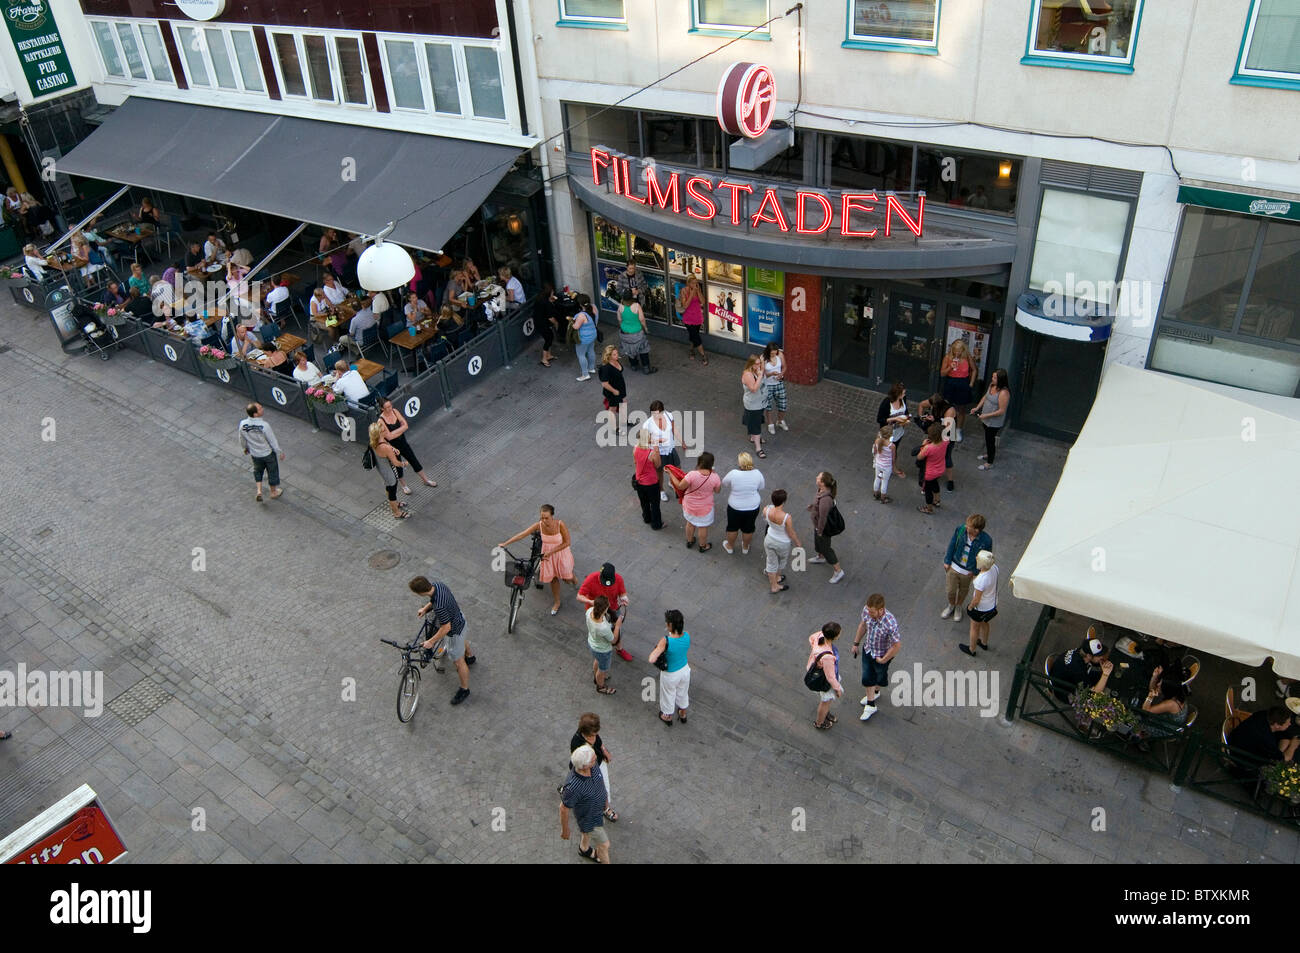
503, 559, 529, 588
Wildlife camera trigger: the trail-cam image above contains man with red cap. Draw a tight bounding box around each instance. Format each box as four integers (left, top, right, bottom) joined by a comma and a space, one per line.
578, 563, 633, 662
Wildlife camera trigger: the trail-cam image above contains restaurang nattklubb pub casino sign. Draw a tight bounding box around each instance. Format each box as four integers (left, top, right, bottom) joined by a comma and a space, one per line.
588, 59, 926, 241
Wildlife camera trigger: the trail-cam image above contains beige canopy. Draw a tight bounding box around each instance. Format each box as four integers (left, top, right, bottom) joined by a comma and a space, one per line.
1011, 362, 1300, 678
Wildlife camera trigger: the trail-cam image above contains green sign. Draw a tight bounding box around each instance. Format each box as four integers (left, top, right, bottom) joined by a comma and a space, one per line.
3, 1, 76, 99
1177, 185, 1300, 223
746, 267, 785, 296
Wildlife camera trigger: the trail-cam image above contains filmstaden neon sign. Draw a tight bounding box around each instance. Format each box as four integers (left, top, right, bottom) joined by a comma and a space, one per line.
590, 147, 925, 239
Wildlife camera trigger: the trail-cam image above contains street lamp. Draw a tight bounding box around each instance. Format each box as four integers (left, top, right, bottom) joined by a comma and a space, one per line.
357, 222, 415, 291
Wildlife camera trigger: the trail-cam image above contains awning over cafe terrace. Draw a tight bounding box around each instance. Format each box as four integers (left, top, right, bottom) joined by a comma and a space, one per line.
1011, 363, 1300, 678
58, 97, 524, 253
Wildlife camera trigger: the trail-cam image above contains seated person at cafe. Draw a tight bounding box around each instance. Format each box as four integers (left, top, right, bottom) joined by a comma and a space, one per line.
185, 240, 206, 272
291, 350, 322, 385
437, 305, 463, 334
128, 262, 149, 297
100, 280, 127, 307
135, 197, 162, 227
321, 273, 348, 306
404, 292, 432, 326
123, 286, 156, 320
204, 232, 229, 265
444, 269, 470, 315
346, 294, 377, 344
310, 286, 332, 319
499, 266, 526, 306
1047, 636, 1109, 703
332, 359, 370, 403
182, 313, 209, 345
162, 262, 180, 287
150, 274, 174, 310
265, 277, 291, 317
1229, 706, 1298, 765
230, 324, 258, 360
22, 243, 47, 281
260, 346, 291, 374
1137, 665, 1190, 737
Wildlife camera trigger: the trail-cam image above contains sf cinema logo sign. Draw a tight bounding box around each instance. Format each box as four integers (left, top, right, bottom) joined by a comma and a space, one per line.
717, 62, 776, 139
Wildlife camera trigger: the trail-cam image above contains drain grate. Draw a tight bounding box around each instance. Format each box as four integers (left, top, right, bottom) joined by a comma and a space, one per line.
361, 483, 437, 530
105, 677, 174, 727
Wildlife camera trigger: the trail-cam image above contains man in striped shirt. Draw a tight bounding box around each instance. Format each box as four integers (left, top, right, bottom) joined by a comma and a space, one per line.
851, 593, 902, 722
410, 576, 476, 705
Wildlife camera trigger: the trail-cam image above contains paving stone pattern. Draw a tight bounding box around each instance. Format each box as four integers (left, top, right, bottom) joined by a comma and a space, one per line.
0, 303, 1293, 864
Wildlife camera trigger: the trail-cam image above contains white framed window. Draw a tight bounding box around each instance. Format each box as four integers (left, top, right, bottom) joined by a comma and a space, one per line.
269, 28, 371, 107
558, 0, 626, 25
1023, 0, 1142, 73
1234, 0, 1300, 90
380, 35, 509, 122
88, 19, 175, 85
173, 24, 266, 95
693, 0, 770, 33
846, 0, 939, 52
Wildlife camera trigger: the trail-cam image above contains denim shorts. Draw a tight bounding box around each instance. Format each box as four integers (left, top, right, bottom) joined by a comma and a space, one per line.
590, 646, 613, 672
861, 655, 891, 688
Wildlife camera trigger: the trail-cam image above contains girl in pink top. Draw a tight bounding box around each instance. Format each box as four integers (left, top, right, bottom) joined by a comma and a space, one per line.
670, 451, 721, 552
677, 275, 707, 365
916, 424, 949, 514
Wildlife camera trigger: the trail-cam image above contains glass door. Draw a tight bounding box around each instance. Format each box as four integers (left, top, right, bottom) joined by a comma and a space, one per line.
1016, 331, 1106, 438
884, 293, 941, 395
942, 301, 997, 387
828, 280, 880, 385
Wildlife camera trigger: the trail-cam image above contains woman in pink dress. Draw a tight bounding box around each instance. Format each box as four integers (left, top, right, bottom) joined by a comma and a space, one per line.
499, 504, 577, 615
676, 275, 707, 365
670, 452, 721, 552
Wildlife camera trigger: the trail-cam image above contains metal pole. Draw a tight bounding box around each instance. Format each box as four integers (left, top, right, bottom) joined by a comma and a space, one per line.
215, 221, 306, 311
45, 185, 129, 254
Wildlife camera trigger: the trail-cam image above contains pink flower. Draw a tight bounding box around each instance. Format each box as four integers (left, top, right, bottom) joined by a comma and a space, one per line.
107, 308, 118, 316
213, 349, 226, 359
200, 345, 210, 355
325, 393, 336, 403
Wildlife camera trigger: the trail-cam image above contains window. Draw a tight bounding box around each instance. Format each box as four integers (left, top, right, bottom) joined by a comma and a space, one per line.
272, 33, 306, 96
89, 19, 175, 84
176, 25, 265, 94
1160, 208, 1260, 332
464, 45, 506, 120
914, 147, 1019, 215
382, 36, 508, 121
565, 103, 639, 155
642, 113, 700, 166
846, 0, 939, 52
303, 35, 334, 101
558, 0, 626, 26
336, 37, 369, 105
694, 0, 769, 32
827, 134, 914, 192
1234, 0, 1300, 89
1029, 189, 1132, 306
1024, 0, 1143, 73
384, 40, 424, 110
424, 43, 461, 114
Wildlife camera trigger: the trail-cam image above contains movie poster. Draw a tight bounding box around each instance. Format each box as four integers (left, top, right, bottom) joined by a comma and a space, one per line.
668, 249, 705, 279
643, 271, 667, 323
629, 235, 666, 271
597, 262, 624, 313
707, 285, 744, 338
707, 259, 743, 285
592, 215, 627, 262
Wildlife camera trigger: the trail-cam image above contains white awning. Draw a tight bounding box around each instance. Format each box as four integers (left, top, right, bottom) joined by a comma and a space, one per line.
1011, 363, 1300, 677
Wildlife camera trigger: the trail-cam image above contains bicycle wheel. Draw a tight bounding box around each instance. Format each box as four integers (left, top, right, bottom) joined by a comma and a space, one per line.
396, 664, 421, 723
508, 586, 524, 634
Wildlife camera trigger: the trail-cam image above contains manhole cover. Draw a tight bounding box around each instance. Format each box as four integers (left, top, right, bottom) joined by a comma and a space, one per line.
368, 550, 401, 570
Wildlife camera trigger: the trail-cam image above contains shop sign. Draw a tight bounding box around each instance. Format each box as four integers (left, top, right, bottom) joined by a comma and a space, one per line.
1177, 185, 1300, 223
591, 148, 925, 239
0, 785, 127, 865
175, 0, 226, 20
716, 62, 776, 139
747, 292, 783, 347
3, 0, 76, 98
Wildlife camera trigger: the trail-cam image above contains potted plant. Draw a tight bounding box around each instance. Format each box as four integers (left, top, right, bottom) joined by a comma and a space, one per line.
0, 263, 27, 285
305, 386, 343, 409
1261, 761, 1300, 804
1074, 689, 1139, 738
198, 344, 239, 370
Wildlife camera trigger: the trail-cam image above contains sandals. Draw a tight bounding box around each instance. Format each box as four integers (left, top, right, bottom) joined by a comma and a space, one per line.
677, 711, 687, 724
879, 495, 891, 504
578, 846, 601, 862
596, 685, 616, 695
757, 449, 767, 458
0, 730, 11, 741
686, 539, 695, 549
917, 505, 934, 514
701, 357, 709, 366
401, 485, 412, 495
770, 584, 789, 593
393, 511, 411, 519
814, 717, 835, 730
698, 543, 712, 553
658, 713, 674, 725
603, 807, 619, 822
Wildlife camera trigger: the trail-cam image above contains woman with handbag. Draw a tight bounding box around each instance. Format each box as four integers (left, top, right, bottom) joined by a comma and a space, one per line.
648, 609, 691, 725
632, 428, 664, 531
807, 471, 846, 584
939, 339, 977, 440
572, 294, 598, 382
670, 452, 720, 552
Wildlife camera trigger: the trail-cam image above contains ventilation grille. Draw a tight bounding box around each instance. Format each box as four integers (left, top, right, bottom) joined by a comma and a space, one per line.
1041, 160, 1142, 196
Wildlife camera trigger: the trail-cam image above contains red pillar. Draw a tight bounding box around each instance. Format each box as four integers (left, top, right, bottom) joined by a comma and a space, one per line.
783, 273, 821, 385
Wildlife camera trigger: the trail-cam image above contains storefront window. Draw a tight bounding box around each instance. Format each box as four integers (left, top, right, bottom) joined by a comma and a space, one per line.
1027, 0, 1142, 68
1237, 220, 1300, 344
464, 46, 507, 120
642, 114, 699, 166
1028, 188, 1131, 306
699, 122, 726, 172
139, 25, 173, 83
749, 129, 814, 185
847, 0, 940, 49
425, 44, 461, 114
205, 28, 238, 90
273, 33, 307, 98
1160, 208, 1259, 332
828, 135, 913, 192
1150, 328, 1300, 398
915, 148, 1018, 214
178, 27, 212, 87
1236, 0, 1300, 86
336, 37, 369, 106
115, 23, 147, 80
91, 22, 125, 77
384, 40, 424, 110
566, 104, 639, 157
230, 31, 263, 92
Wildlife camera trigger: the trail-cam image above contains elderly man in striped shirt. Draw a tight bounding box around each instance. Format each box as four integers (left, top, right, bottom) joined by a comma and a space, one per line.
851, 593, 902, 722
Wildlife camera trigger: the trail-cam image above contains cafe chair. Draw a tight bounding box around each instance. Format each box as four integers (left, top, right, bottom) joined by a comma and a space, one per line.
357, 324, 383, 362
380, 319, 406, 363
257, 321, 282, 349
424, 338, 450, 367
373, 369, 399, 401
1180, 655, 1200, 688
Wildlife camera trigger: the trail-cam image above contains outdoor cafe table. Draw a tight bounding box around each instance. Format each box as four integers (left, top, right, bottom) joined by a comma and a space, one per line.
356, 358, 383, 382
108, 224, 155, 244
276, 332, 306, 354
313, 300, 359, 341
389, 322, 438, 371
44, 255, 88, 273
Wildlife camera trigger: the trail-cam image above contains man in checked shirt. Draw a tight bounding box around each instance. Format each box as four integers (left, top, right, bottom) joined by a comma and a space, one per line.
851, 593, 902, 722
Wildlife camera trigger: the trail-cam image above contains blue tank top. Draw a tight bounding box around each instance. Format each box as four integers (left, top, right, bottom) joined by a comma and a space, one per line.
577, 310, 597, 343
664, 632, 690, 672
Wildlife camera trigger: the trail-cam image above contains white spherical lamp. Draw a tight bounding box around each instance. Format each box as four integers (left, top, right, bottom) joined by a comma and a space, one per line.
357, 224, 415, 291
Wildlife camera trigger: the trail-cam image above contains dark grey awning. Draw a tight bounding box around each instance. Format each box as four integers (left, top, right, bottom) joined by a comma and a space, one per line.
58, 97, 523, 252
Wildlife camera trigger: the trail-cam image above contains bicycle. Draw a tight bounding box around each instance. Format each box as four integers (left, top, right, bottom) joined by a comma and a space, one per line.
379, 617, 447, 724
501, 531, 544, 634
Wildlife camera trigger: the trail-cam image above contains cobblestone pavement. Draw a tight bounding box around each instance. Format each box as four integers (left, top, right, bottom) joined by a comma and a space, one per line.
0, 302, 1293, 863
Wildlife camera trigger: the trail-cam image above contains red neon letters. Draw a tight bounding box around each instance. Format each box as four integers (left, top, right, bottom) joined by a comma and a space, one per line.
645, 168, 681, 213
840, 192, 879, 238
750, 188, 789, 231
885, 194, 925, 237
684, 176, 718, 221
795, 191, 833, 235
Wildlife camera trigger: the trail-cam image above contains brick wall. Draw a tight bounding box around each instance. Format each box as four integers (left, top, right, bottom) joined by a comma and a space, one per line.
783, 273, 821, 385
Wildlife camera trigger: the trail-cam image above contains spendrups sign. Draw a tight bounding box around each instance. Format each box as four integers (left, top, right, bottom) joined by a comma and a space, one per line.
3, 1, 75, 98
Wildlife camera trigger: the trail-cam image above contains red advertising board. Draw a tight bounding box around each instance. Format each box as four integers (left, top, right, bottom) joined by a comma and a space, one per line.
1, 786, 128, 865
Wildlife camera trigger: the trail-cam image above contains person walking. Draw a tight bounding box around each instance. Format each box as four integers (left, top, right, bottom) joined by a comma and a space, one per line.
876, 382, 910, 478
500, 504, 578, 615
806, 622, 844, 730
762, 489, 801, 593
939, 339, 977, 440
742, 355, 767, 458
807, 471, 846, 584
872, 425, 895, 503
617, 292, 657, 375
379, 398, 438, 493
569, 713, 618, 823
972, 368, 1011, 471
851, 593, 902, 721
720, 451, 765, 555
642, 401, 681, 501
960, 550, 998, 657
560, 745, 611, 862
916, 393, 959, 491
761, 343, 789, 434
670, 452, 721, 552
585, 596, 620, 695
577, 563, 634, 662
237, 403, 284, 503
915, 423, 949, 514
410, 575, 475, 705
572, 294, 598, 382
632, 428, 664, 531
677, 275, 707, 364
598, 346, 630, 425
368, 421, 411, 520
649, 609, 691, 725
943, 513, 992, 624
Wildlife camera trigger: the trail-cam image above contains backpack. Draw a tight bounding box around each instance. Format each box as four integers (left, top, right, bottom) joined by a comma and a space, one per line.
823, 503, 845, 538
362, 446, 377, 470
804, 651, 832, 692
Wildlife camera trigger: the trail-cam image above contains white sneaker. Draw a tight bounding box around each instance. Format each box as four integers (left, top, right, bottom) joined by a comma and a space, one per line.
778, 420, 789, 431
722, 542, 734, 554
940, 605, 954, 619
660, 491, 668, 502
860, 696, 873, 706
741, 546, 750, 555
809, 555, 827, 564
954, 607, 964, 622
955, 429, 963, 443
576, 375, 590, 382
859, 705, 877, 721
767, 423, 775, 435
829, 570, 845, 584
